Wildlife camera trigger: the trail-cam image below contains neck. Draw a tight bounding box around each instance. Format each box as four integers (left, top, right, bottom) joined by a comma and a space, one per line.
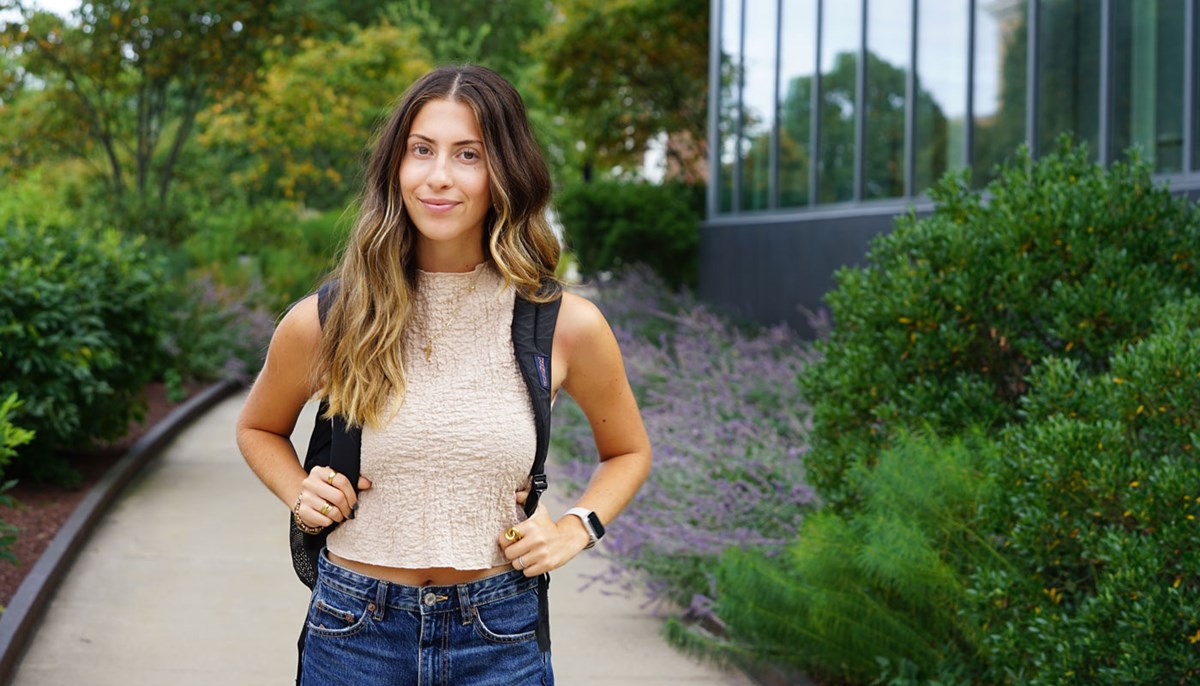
415, 239, 486, 273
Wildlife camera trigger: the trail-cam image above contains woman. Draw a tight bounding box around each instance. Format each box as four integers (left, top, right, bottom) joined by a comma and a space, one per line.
235, 64, 651, 685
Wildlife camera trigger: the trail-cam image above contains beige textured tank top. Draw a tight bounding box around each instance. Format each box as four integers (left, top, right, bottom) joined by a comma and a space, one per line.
326, 263, 537, 570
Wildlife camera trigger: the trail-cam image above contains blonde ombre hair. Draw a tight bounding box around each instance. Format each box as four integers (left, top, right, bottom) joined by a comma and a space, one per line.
315, 65, 561, 428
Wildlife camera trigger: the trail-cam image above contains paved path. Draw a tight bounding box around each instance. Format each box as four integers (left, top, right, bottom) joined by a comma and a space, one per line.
11, 391, 753, 685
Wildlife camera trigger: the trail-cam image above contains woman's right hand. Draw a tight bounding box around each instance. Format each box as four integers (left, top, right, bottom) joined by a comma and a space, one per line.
294, 466, 373, 529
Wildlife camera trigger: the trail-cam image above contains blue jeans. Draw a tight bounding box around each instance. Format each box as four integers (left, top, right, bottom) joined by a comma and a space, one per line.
300, 550, 553, 685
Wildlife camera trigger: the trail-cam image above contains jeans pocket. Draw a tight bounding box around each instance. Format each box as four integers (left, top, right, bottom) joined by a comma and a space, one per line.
470, 587, 538, 644
306, 582, 372, 638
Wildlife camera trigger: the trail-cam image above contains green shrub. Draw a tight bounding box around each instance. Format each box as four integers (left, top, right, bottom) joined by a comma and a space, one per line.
555, 179, 702, 289
0, 164, 86, 231
672, 432, 997, 684
801, 140, 1200, 507
182, 200, 344, 313
0, 223, 173, 482
161, 272, 276, 384
719, 140, 1200, 684
963, 298, 1200, 685
0, 392, 30, 564
0, 392, 34, 468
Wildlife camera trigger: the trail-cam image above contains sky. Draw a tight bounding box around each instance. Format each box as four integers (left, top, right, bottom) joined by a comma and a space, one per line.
0, 0, 79, 24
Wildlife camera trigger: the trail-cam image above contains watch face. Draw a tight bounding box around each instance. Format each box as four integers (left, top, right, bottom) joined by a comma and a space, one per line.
585, 512, 606, 539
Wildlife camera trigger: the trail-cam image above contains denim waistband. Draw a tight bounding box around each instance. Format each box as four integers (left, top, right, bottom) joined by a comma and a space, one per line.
316, 548, 536, 615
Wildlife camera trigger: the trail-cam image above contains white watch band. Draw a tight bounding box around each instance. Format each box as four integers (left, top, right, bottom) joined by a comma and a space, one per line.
564, 507, 598, 549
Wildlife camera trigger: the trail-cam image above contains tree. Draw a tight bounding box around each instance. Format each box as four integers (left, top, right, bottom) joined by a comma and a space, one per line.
197, 23, 432, 210
0, 1, 304, 228
534, 0, 709, 179
383, 0, 552, 80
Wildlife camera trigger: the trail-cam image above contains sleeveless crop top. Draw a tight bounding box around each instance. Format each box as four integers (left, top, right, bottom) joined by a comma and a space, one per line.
326, 263, 538, 569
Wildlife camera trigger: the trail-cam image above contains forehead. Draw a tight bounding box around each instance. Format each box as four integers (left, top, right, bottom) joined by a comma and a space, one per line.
409, 99, 482, 142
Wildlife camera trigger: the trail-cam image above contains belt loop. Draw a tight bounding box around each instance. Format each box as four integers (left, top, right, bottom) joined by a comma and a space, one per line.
457, 583, 472, 624
373, 581, 388, 620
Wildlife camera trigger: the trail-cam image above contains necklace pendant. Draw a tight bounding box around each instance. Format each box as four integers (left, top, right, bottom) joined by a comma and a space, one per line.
423, 343, 433, 363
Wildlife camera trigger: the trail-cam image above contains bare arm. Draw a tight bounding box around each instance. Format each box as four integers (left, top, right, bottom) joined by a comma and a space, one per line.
235, 294, 368, 527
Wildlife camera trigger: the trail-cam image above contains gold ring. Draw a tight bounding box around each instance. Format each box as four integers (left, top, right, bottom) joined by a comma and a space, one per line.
504, 527, 523, 542
325, 468, 337, 485
320, 503, 332, 517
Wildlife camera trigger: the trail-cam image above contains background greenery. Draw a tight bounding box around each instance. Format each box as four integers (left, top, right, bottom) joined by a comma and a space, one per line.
676, 142, 1200, 685
10, 4, 1195, 685
0, 0, 708, 562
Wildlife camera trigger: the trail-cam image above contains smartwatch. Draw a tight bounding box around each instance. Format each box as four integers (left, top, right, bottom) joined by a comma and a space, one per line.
564, 507, 606, 549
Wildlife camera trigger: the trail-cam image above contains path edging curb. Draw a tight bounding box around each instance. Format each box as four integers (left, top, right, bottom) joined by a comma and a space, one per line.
0, 378, 244, 685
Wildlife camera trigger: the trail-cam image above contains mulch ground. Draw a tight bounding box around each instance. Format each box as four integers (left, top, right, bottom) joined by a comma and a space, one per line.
0, 382, 203, 609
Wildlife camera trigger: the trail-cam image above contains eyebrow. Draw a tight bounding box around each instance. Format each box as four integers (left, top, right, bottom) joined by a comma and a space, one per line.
408, 133, 484, 147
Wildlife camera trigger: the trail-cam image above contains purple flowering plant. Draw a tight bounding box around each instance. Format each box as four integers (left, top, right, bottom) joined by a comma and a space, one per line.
551, 267, 820, 613
162, 271, 276, 387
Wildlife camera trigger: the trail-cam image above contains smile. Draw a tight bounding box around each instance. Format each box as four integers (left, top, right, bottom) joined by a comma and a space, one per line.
419, 199, 461, 213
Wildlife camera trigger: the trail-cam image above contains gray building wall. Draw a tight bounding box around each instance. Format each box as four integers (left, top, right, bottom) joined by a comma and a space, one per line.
700, 202, 930, 337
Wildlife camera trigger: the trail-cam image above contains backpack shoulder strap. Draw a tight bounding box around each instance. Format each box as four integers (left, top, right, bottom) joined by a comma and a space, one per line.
511, 282, 562, 517
316, 280, 338, 327
511, 279, 562, 654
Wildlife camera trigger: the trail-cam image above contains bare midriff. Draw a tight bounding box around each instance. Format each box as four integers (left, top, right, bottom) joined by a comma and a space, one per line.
327, 551, 515, 586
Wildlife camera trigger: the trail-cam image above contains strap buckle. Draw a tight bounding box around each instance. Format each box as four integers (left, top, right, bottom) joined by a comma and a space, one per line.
531, 473, 548, 495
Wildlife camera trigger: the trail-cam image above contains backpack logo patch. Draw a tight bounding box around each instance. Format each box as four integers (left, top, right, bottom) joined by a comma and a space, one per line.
534, 354, 550, 390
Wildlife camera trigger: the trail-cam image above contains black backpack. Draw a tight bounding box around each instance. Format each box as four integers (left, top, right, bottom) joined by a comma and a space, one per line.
290, 278, 561, 655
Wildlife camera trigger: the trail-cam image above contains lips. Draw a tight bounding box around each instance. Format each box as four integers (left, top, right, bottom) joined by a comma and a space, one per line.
419, 198, 461, 213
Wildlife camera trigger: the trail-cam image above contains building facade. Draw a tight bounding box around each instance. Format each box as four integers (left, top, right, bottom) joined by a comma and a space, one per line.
704, 0, 1200, 335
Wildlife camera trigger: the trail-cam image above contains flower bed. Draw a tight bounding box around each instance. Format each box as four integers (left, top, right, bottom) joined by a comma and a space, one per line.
551, 267, 820, 612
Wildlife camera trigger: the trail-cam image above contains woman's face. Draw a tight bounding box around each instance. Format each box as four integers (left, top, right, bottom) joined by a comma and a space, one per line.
400, 98, 492, 264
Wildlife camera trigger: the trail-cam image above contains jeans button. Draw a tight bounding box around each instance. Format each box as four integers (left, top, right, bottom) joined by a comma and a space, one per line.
423, 592, 437, 607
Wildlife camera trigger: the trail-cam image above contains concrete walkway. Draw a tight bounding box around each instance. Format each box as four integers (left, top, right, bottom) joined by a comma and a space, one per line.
11, 391, 752, 685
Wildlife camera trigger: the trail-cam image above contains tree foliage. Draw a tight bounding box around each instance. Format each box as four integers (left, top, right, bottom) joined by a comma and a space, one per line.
0, 1, 304, 216
384, 0, 551, 79
197, 23, 432, 210
534, 0, 708, 177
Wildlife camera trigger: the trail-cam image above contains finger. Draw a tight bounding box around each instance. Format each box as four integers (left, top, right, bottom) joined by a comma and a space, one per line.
517, 554, 545, 577
307, 482, 351, 522
358, 476, 373, 491
308, 466, 358, 517
515, 489, 529, 506
300, 492, 337, 527
317, 467, 357, 510
497, 523, 528, 549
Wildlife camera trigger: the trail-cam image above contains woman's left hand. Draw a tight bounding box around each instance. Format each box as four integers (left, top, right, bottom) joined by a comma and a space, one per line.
497, 501, 590, 577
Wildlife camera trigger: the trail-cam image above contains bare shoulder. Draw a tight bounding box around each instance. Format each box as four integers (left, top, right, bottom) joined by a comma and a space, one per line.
554, 291, 625, 392
260, 291, 324, 395
238, 291, 324, 435
275, 292, 323, 352
555, 291, 611, 347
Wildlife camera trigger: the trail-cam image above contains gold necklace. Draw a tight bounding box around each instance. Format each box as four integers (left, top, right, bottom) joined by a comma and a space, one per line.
416, 266, 485, 364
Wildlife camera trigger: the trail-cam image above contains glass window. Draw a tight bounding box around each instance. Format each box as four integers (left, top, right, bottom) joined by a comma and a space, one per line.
973, 0, 1028, 185
740, 0, 779, 211
1036, 0, 1100, 158
818, 0, 863, 203
864, 0, 911, 199
1195, 0, 1200, 172
779, 0, 816, 208
717, 0, 743, 213
1112, 0, 1185, 172
915, 1, 968, 193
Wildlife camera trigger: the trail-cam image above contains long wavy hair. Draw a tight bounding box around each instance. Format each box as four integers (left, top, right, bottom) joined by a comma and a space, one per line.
315, 65, 561, 428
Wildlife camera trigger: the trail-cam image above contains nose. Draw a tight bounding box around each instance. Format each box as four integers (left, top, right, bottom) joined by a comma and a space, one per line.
428, 155, 452, 189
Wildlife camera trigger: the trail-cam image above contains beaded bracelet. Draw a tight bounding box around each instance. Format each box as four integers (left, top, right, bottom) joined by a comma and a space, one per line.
292, 492, 325, 535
